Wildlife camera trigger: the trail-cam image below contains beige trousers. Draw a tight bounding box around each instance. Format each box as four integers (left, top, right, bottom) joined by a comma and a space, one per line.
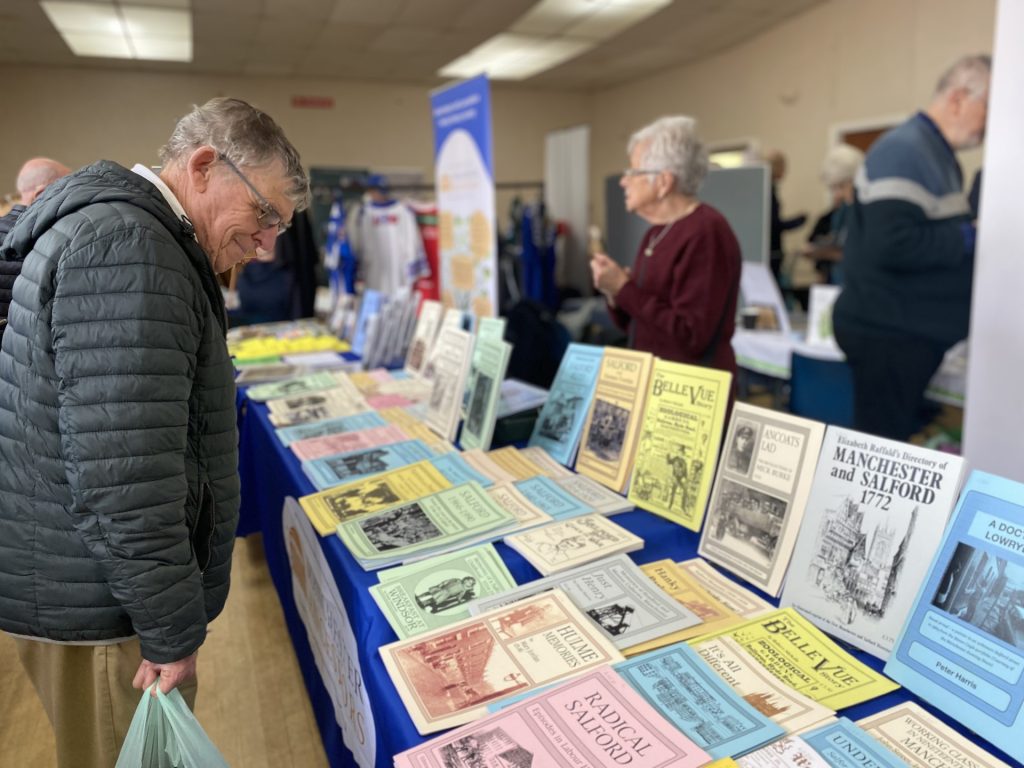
14, 636, 198, 768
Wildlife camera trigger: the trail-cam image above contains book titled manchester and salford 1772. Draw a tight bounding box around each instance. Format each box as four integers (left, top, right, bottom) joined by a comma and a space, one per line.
780, 426, 965, 658
393, 666, 711, 767
627, 359, 732, 531
528, 342, 605, 467
884, 470, 1024, 765
380, 589, 625, 735
698, 403, 825, 596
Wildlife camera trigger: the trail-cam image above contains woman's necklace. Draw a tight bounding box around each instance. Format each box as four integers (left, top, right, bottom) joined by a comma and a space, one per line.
643, 201, 699, 257
644, 219, 676, 257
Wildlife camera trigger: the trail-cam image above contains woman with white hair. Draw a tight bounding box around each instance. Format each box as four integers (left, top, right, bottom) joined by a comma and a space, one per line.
804, 143, 864, 285
590, 115, 741, 376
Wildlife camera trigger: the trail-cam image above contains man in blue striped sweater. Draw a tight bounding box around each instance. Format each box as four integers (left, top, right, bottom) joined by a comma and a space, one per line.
834, 55, 990, 441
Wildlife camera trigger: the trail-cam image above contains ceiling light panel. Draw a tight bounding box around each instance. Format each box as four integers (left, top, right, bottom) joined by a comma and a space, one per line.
40, 0, 192, 62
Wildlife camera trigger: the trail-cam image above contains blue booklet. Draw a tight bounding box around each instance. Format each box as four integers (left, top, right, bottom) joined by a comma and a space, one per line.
301, 439, 435, 490
527, 343, 603, 466
802, 718, 909, 768
614, 642, 784, 759
885, 470, 1024, 764
514, 475, 594, 520
351, 289, 383, 356
274, 411, 387, 447
429, 452, 494, 488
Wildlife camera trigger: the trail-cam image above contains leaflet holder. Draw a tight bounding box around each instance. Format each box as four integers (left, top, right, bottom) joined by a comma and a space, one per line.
788, 351, 854, 426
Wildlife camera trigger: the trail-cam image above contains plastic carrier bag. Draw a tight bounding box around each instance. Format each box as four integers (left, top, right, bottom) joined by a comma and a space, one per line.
115, 685, 229, 768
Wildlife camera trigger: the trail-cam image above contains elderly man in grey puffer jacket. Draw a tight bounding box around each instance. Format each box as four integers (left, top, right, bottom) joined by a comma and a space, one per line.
0, 97, 309, 768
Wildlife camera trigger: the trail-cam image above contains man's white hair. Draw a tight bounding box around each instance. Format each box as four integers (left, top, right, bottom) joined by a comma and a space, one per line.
628, 116, 709, 196
935, 54, 992, 99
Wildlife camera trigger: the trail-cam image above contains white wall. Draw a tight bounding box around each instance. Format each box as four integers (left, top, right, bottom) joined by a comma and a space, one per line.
589, 0, 997, 251
0, 66, 591, 198
963, 0, 1024, 483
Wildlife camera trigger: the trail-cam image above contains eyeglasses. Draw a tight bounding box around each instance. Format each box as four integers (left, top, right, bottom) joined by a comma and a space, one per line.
621, 168, 664, 178
218, 153, 290, 234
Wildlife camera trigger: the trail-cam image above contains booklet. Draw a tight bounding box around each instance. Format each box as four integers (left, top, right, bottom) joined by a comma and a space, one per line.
351, 289, 383, 357
554, 473, 632, 515
377, 406, 454, 454
428, 451, 496, 488
274, 410, 387, 447
781, 427, 964, 657
504, 514, 644, 576
246, 371, 344, 402
393, 666, 710, 766
485, 482, 554, 531
628, 560, 742, 655
679, 558, 775, 618
627, 359, 732, 530
528, 342, 604, 466
290, 423, 411, 462
302, 439, 436, 490
468, 554, 701, 651
404, 299, 444, 377
379, 589, 624, 734
486, 446, 546, 481
336, 482, 518, 570
737, 735, 831, 768
699, 404, 825, 595
267, 398, 370, 428
298, 460, 451, 536
615, 642, 784, 759
461, 315, 507, 414
235, 362, 304, 385
460, 448, 518, 484
801, 718, 909, 768
884, 471, 1024, 764
694, 635, 835, 735
422, 327, 474, 441
519, 446, 574, 478
496, 378, 549, 419
369, 544, 517, 640
460, 336, 512, 451
576, 348, 653, 493
513, 476, 595, 520
693, 607, 898, 710
858, 701, 1011, 768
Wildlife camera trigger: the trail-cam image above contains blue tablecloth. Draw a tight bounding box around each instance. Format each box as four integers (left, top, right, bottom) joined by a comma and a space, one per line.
235, 392, 1016, 767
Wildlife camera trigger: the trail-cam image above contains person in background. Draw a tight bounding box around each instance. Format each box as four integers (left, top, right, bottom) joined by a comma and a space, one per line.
590, 115, 741, 378
833, 54, 990, 441
767, 150, 807, 285
0, 97, 309, 768
804, 143, 865, 286
0, 157, 71, 240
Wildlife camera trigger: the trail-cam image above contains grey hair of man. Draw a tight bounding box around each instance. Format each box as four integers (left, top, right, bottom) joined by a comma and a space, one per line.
159, 97, 311, 211
628, 116, 709, 197
935, 54, 992, 99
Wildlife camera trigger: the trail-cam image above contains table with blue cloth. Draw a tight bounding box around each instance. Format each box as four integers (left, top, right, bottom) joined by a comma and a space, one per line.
234, 390, 1016, 768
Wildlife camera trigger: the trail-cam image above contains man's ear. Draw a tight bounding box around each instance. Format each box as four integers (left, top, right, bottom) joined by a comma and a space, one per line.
186, 146, 219, 193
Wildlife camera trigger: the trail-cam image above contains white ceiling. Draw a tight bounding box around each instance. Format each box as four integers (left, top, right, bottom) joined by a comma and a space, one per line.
0, 0, 826, 89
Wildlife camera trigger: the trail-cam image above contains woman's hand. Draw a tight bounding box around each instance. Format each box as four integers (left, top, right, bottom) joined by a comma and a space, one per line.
590, 252, 630, 298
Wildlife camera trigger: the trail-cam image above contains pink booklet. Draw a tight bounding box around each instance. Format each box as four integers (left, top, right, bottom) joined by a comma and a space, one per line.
366, 393, 417, 409
290, 423, 410, 461
394, 666, 711, 768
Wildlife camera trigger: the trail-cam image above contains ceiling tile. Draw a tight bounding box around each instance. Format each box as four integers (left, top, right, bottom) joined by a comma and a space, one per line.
328, 0, 405, 26
394, 0, 472, 26
450, 0, 537, 33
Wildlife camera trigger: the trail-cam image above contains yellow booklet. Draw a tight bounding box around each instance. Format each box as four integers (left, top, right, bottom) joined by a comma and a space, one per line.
575, 348, 654, 493
690, 607, 898, 710
625, 559, 741, 655
299, 460, 451, 535
627, 359, 731, 530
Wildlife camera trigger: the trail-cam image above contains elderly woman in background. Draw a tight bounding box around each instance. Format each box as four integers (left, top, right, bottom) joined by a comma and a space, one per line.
804, 143, 865, 285
590, 115, 741, 376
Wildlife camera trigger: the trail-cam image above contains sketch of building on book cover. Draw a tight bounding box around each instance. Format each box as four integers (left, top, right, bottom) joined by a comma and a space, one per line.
805, 495, 917, 627
440, 728, 534, 768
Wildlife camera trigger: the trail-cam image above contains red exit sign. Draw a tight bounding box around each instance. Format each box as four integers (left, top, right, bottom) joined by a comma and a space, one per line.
291, 95, 335, 109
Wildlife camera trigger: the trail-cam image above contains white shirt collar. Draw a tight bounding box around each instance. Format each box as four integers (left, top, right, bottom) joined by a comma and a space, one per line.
130, 164, 194, 237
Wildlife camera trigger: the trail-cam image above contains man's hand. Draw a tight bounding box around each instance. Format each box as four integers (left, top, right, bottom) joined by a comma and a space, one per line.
590, 252, 630, 298
133, 652, 198, 696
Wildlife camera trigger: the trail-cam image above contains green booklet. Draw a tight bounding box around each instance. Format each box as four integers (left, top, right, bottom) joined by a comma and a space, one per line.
337, 482, 518, 570
370, 544, 517, 639
245, 371, 340, 402
459, 336, 512, 452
